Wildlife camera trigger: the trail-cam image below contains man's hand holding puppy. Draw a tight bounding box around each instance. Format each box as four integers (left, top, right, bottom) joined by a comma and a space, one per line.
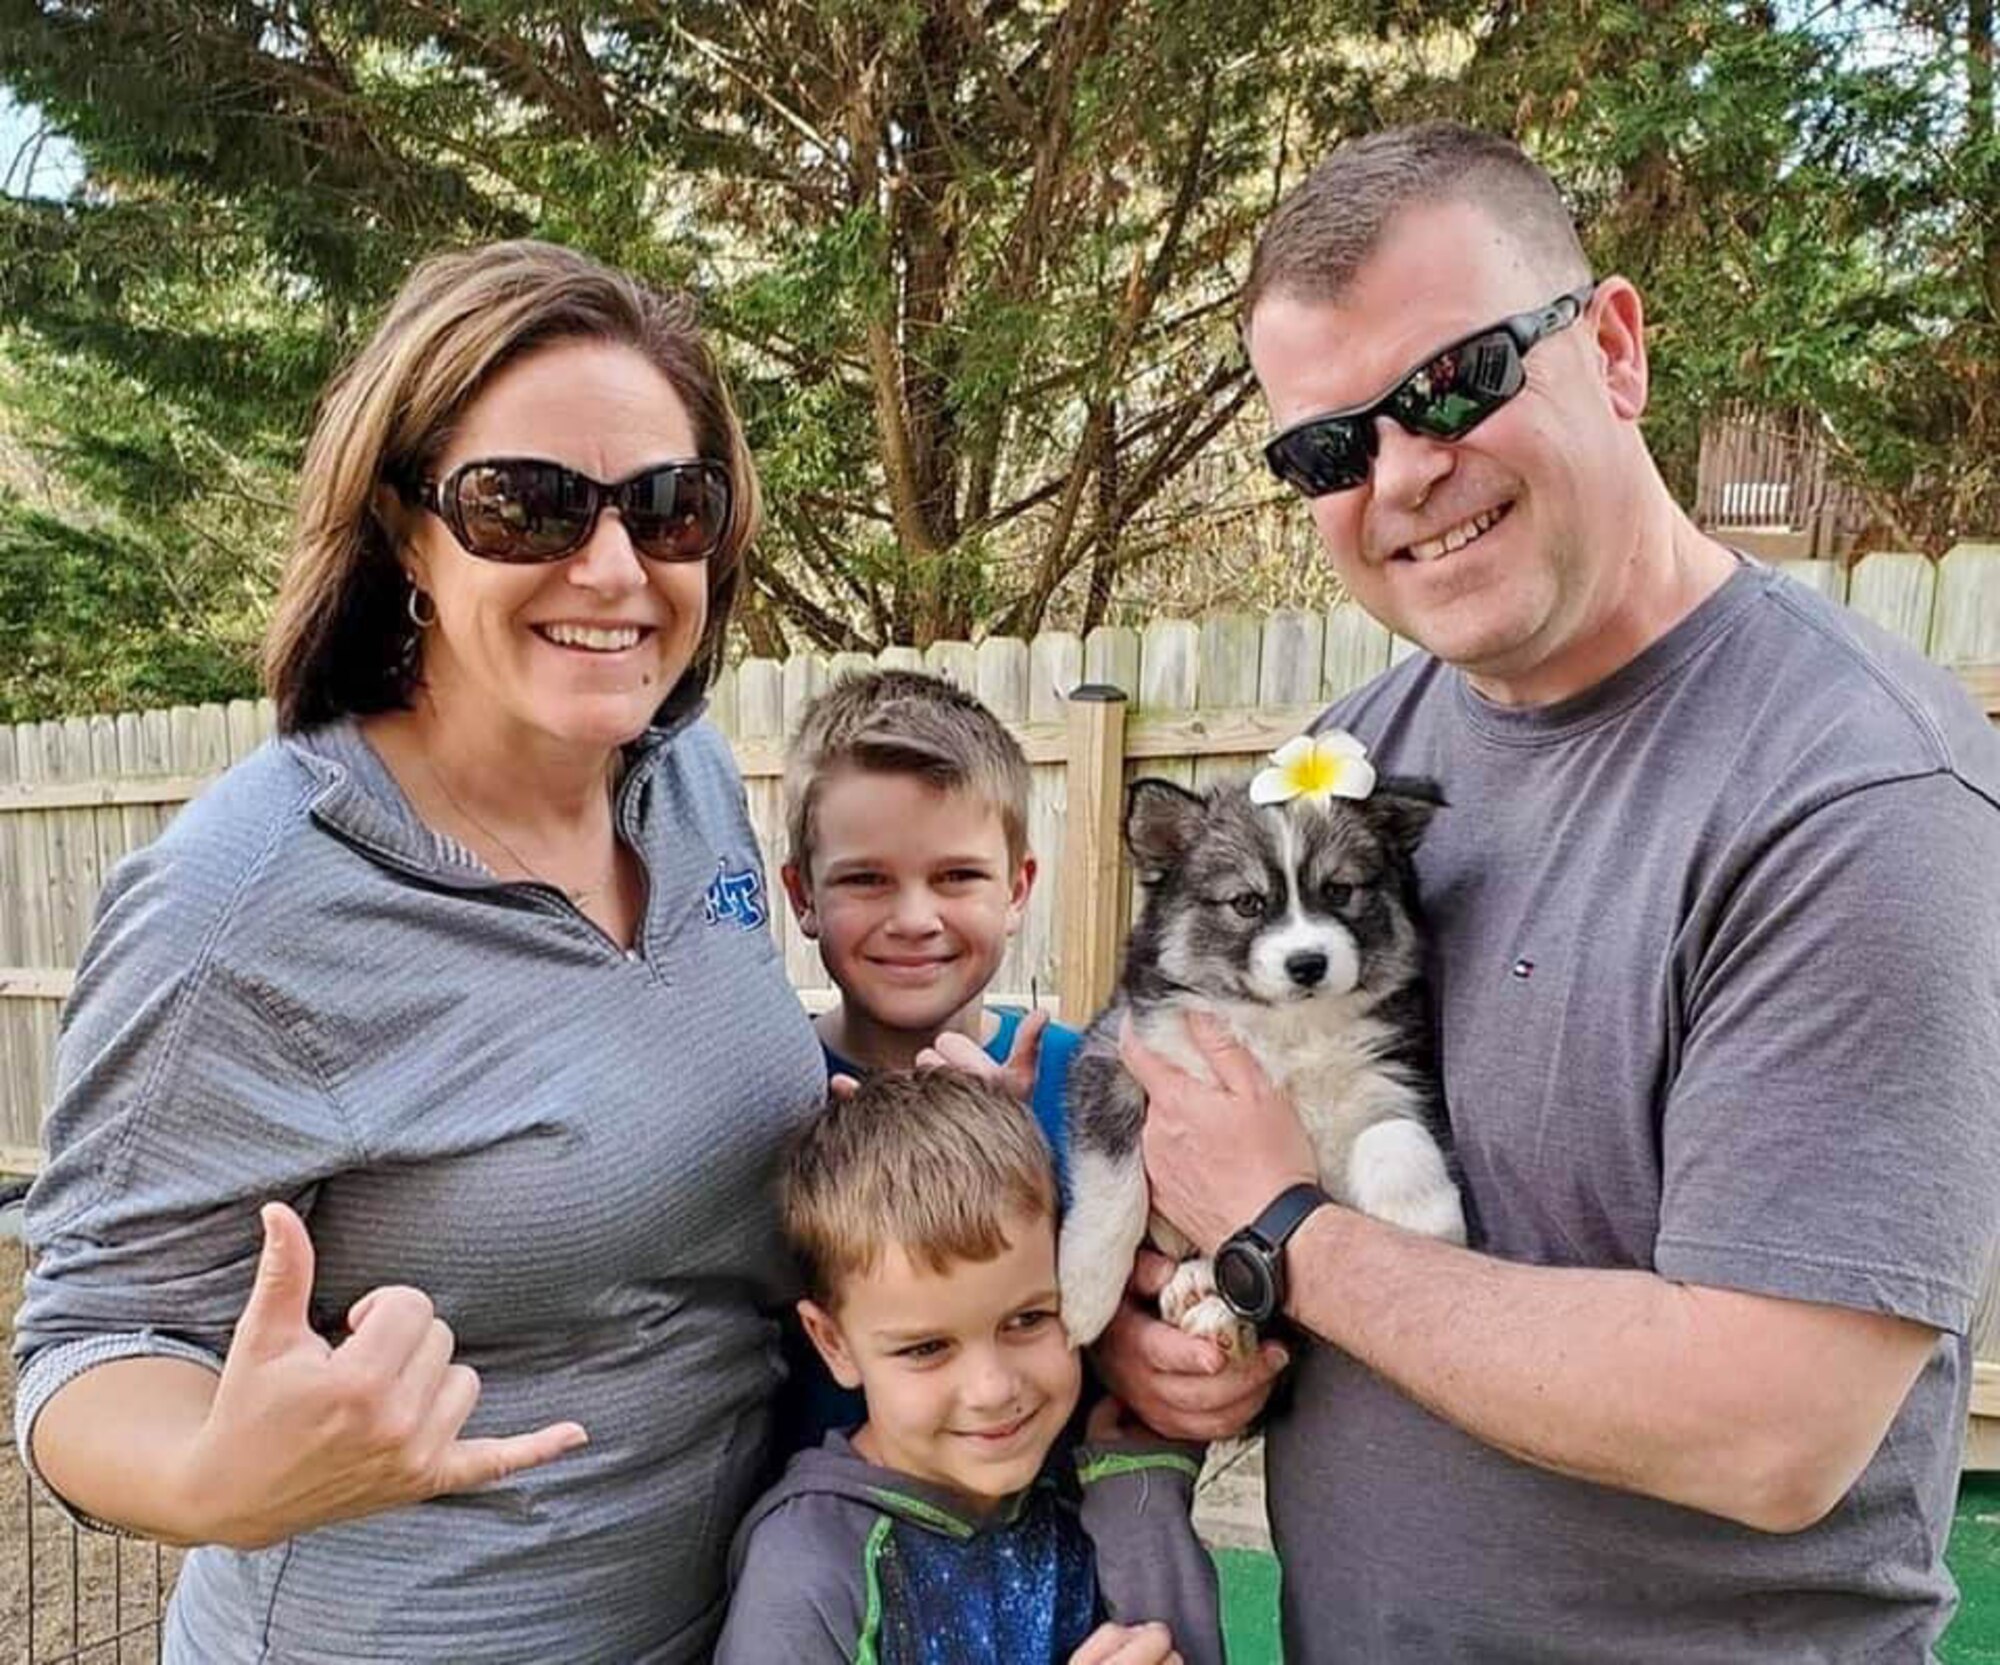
1123, 1012, 1318, 1257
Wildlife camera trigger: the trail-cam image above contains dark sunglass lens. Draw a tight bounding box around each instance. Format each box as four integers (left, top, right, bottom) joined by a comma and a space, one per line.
454, 462, 592, 560
1397, 331, 1523, 437
620, 465, 728, 561
1270, 418, 1372, 497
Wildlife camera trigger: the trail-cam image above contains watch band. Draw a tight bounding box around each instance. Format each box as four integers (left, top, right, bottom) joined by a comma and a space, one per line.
1246, 1180, 1333, 1255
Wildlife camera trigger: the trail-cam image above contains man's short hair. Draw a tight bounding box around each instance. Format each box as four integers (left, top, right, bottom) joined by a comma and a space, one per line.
1244, 122, 1590, 321
779, 1071, 1058, 1309
784, 669, 1032, 878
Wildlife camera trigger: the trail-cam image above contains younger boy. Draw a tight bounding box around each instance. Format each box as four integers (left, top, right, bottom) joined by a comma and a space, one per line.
781, 668, 1081, 1165
716, 1072, 1222, 1665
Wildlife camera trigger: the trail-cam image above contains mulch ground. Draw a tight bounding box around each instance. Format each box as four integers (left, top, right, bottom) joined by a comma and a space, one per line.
1, 1237, 182, 1665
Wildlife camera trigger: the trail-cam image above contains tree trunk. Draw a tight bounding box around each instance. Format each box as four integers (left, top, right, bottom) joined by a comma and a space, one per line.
1971, 0, 1997, 326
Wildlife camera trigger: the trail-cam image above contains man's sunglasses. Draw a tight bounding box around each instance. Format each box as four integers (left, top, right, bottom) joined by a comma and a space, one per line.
1263, 282, 1597, 498
406, 457, 732, 564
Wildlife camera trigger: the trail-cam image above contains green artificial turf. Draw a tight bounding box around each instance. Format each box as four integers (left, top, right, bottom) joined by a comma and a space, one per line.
1215, 1547, 1282, 1664
1948, 1476, 2000, 1664
1214, 1475, 2000, 1665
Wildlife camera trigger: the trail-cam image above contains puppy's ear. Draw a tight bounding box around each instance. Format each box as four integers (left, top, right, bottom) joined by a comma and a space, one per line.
1124, 778, 1207, 880
1368, 777, 1446, 855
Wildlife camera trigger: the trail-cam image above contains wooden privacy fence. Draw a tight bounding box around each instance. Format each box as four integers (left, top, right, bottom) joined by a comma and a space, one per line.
4, 543, 2000, 1456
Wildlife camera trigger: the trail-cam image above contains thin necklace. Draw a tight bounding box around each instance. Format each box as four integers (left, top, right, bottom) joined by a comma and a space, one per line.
418, 750, 618, 908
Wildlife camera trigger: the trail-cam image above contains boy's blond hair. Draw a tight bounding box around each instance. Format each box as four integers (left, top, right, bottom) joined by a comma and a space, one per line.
784, 670, 1032, 879
780, 1071, 1058, 1310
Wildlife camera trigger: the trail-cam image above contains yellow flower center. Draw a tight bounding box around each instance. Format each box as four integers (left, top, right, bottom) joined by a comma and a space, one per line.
1289, 749, 1344, 797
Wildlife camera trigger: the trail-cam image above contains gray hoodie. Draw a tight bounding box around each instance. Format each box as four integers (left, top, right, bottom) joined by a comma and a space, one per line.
716, 1431, 1224, 1665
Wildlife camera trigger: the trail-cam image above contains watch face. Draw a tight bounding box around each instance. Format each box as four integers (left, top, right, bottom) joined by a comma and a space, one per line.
1216, 1240, 1272, 1321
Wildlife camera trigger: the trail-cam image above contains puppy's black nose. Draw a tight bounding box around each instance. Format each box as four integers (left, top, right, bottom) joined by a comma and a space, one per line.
1286, 950, 1329, 988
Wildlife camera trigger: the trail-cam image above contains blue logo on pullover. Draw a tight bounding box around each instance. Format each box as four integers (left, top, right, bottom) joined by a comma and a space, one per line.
704, 859, 767, 930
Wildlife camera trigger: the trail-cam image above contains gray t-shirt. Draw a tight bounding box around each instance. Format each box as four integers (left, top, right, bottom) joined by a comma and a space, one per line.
1269, 561, 2000, 1662
13, 713, 826, 1663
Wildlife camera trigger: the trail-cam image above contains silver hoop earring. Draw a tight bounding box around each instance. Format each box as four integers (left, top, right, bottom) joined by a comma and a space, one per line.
407, 586, 438, 630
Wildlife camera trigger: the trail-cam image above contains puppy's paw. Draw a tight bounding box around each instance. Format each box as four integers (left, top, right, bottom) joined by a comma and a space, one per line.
1178, 1294, 1257, 1360
1349, 1118, 1467, 1244
1158, 1256, 1217, 1328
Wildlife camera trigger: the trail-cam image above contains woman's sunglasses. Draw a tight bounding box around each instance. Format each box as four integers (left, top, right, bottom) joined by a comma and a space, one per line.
406, 457, 732, 564
1263, 282, 1597, 498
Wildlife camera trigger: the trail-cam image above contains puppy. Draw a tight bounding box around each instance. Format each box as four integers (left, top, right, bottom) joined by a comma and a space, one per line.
1059, 772, 1465, 1353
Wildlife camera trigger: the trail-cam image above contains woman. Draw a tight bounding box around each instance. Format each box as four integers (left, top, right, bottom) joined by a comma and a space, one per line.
12, 241, 826, 1661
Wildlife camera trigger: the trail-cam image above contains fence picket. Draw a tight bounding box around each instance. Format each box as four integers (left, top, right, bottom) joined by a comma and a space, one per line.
223, 698, 266, 762
782, 653, 827, 727
1775, 559, 1849, 602
1323, 601, 1392, 697
1083, 624, 1139, 695
974, 637, 1046, 1001
975, 638, 1030, 723
16, 725, 57, 1145
0, 726, 17, 965
1194, 614, 1261, 797
1929, 544, 2000, 665
1847, 552, 1936, 652
738, 658, 783, 741
88, 716, 123, 941
1029, 631, 1082, 723
57, 717, 101, 962
140, 708, 173, 840
706, 664, 739, 740
734, 659, 810, 992
924, 640, 979, 690
0, 724, 22, 1151
115, 712, 151, 857
1258, 609, 1325, 707
1127, 621, 1204, 931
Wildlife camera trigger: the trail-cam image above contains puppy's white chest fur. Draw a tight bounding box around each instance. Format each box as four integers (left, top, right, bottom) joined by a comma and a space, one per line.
1134, 995, 1422, 1170
1134, 995, 1463, 1245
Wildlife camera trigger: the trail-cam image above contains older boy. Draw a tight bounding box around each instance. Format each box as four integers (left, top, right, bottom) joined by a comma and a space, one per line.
781, 667, 1081, 1163
716, 1072, 1221, 1665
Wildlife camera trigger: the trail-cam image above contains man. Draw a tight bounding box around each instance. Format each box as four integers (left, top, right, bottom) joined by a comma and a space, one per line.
1126, 122, 2000, 1661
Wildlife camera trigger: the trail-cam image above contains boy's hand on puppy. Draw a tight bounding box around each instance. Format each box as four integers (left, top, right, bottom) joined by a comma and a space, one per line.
914, 1007, 1048, 1104
1069, 1621, 1183, 1665
1089, 1249, 1288, 1443
187, 1203, 587, 1549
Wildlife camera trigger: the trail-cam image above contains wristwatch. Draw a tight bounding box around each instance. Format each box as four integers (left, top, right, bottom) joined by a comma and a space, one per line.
1214, 1181, 1331, 1324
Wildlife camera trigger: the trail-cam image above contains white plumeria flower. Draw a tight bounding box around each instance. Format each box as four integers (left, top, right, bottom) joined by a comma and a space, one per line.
1249, 729, 1377, 807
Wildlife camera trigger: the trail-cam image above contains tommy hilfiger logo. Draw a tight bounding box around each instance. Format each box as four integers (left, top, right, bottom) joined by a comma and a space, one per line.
704, 858, 767, 930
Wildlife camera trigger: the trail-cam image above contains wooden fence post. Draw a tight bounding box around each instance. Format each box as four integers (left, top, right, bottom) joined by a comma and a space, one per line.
1059, 684, 1128, 1025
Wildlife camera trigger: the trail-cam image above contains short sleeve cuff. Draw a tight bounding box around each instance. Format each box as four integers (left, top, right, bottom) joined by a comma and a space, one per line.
1074, 1437, 1205, 1498
14, 1331, 223, 1536
1654, 1234, 1976, 1334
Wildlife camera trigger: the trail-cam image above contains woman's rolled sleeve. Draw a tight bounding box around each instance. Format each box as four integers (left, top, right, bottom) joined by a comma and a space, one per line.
12, 882, 360, 1529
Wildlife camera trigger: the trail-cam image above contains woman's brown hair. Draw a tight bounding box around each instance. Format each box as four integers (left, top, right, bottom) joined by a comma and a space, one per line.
263, 239, 758, 732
